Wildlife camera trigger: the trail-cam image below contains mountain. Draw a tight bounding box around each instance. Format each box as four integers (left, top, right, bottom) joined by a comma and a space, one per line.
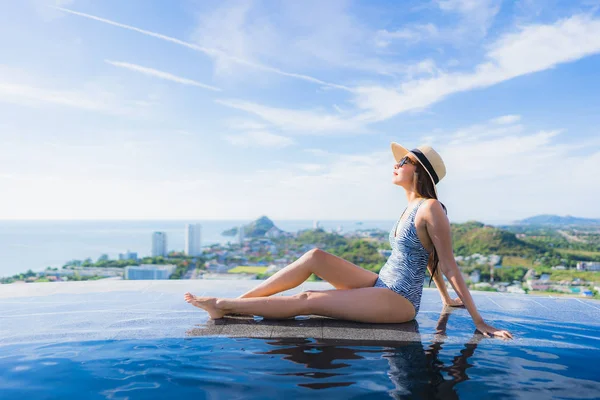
515, 215, 600, 226
451, 221, 544, 257
222, 216, 285, 238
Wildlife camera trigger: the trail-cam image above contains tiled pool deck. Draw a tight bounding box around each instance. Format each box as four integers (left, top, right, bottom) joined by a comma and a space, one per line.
1, 280, 599, 346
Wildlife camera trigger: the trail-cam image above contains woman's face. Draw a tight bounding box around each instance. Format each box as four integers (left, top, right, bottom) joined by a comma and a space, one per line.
392, 154, 418, 186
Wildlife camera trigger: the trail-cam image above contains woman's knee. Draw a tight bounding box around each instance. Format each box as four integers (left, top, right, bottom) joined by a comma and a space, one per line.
293, 291, 312, 300
305, 248, 326, 261
293, 291, 313, 314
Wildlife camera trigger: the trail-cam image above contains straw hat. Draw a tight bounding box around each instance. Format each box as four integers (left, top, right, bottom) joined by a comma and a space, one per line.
391, 143, 446, 197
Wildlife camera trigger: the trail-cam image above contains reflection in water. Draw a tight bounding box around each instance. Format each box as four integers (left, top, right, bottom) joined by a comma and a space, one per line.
187, 308, 484, 397
383, 310, 484, 399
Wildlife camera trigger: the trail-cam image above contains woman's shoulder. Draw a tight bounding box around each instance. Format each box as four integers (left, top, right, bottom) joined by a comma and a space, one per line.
419, 198, 442, 210
417, 198, 447, 220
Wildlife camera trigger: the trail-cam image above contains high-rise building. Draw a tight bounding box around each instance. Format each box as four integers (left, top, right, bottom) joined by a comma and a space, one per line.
152, 232, 167, 257
185, 223, 202, 256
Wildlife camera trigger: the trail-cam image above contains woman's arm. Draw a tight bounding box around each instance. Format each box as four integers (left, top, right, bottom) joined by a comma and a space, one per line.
423, 200, 512, 339
427, 263, 462, 306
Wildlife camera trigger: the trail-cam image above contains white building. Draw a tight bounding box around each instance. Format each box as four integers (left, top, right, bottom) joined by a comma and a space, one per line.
577, 262, 600, 271
152, 232, 168, 257
507, 285, 526, 294
185, 223, 202, 256
118, 250, 138, 261
488, 255, 501, 266
125, 264, 175, 280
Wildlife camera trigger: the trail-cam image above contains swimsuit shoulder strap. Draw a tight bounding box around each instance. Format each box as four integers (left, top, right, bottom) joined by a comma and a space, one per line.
408, 198, 428, 218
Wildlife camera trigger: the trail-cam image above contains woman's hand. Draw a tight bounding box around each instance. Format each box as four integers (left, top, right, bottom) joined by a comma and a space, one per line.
443, 297, 464, 307
475, 321, 513, 339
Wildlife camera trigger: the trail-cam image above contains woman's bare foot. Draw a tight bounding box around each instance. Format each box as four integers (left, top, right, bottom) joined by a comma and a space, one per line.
184, 292, 226, 319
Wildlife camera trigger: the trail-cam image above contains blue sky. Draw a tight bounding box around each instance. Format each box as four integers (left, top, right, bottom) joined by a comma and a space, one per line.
1, 0, 600, 223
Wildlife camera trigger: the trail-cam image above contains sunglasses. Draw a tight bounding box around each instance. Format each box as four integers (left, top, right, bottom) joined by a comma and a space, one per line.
397, 155, 418, 168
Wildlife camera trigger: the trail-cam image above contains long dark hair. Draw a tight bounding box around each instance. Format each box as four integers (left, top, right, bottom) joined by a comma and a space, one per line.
412, 161, 447, 287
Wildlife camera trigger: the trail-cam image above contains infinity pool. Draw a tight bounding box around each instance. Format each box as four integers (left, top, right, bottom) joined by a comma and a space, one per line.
1, 281, 599, 399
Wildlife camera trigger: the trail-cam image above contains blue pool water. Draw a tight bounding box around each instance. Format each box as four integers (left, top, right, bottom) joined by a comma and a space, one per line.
1, 281, 599, 399
2, 334, 598, 399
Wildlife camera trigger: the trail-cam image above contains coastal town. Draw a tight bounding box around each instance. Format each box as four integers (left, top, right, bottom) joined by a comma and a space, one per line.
3, 216, 600, 300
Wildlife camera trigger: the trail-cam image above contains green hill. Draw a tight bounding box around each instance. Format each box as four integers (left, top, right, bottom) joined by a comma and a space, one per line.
222, 216, 284, 238
516, 215, 600, 226
451, 221, 544, 257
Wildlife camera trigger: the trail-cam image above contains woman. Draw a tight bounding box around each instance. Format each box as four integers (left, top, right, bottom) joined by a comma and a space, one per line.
185, 143, 513, 339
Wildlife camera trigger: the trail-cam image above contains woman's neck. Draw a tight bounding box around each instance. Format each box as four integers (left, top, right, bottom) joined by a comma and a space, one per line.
405, 191, 423, 205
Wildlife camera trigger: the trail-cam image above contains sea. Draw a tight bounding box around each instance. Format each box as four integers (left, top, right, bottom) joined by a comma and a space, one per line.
0, 220, 396, 278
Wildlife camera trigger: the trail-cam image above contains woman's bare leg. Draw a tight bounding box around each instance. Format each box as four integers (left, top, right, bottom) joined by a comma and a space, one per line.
185, 287, 415, 323
237, 249, 378, 299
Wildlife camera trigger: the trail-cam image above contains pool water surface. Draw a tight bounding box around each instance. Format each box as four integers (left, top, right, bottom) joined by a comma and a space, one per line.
1, 281, 599, 399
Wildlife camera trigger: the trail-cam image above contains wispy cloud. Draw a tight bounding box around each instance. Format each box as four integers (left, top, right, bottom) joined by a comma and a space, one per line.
353, 14, 600, 122
448, 116, 525, 144
437, 0, 501, 37
377, 0, 500, 49
491, 115, 521, 125
224, 131, 295, 148
216, 99, 367, 134
105, 60, 221, 91
54, 6, 351, 91
0, 76, 157, 117
0, 64, 157, 115
0, 81, 105, 110
226, 119, 268, 131
411, 116, 600, 221
375, 24, 439, 47
295, 163, 324, 172
190, 0, 387, 78
303, 148, 332, 157
199, 13, 600, 134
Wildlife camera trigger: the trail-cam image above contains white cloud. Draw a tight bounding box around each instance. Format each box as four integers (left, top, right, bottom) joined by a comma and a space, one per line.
4, 4, 599, 223
32, 0, 75, 20
0, 67, 156, 116
352, 14, 600, 122
296, 164, 324, 172
377, 0, 500, 49
0, 81, 105, 111
216, 98, 367, 133
0, 173, 19, 180
105, 60, 221, 91
224, 131, 295, 148
491, 114, 521, 124
189, 0, 272, 76
55, 6, 350, 91
0, 81, 148, 116
449, 118, 525, 144
437, 0, 501, 36
2, 117, 599, 221
226, 119, 268, 130
431, 117, 600, 222
189, 0, 413, 79
304, 148, 332, 157
375, 24, 439, 47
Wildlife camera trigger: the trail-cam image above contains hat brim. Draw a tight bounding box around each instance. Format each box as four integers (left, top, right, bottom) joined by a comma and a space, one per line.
391, 142, 439, 198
